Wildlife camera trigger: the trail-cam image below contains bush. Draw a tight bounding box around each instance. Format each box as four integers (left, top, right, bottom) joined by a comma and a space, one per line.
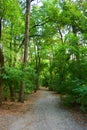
73, 86, 87, 111
2, 64, 36, 100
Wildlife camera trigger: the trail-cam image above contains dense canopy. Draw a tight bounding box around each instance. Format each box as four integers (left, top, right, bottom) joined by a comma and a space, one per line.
0, 0, 87, 111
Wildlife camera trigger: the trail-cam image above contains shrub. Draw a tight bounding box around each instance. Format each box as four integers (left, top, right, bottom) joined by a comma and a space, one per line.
73, 86, 87, 112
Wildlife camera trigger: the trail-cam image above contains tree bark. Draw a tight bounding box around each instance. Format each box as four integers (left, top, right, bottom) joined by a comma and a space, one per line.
0, 18, 1, 39
34, 40, 40, 92
19, 0, 31, 102
72, 25, 81, 80
9, 25, 16, 101
9, 85, 15, 101
0, 49, 4, 105
0, 18, 4, 106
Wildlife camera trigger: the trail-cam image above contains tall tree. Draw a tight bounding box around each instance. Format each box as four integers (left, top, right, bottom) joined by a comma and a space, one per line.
0, 18, 4, 106
19, 0, 31, 102
34, 40, 40, 91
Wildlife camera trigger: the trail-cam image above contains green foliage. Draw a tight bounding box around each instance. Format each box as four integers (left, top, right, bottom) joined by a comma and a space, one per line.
3, 85, 10, 100
2, 64, 36, 100
48, 44, 69, 93
48, 42, 87, 111
24, 65, 36, 93
3, 66, 23, 86
73, 86, 87, 111
0, 0, 87, 112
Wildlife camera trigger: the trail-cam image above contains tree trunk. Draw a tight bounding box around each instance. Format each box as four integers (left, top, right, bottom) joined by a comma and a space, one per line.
72, 26, 81, 80
0, 18, 4, 106
34, 41, 40, 92
19, 82, 25, 102
0, 18, 1, 39
9, 25, 15, 101
0, 49, 4, 105
19, 0, 31, 102
9, 85, 15, 101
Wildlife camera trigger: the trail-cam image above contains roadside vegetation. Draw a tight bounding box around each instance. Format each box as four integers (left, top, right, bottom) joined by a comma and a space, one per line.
0, 0, 87, 112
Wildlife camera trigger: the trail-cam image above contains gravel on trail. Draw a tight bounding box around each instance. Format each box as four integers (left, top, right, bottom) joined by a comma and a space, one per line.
1, 88, 87, 130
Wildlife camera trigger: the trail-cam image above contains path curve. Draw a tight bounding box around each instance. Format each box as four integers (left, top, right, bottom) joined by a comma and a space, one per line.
9, 88, 87, 130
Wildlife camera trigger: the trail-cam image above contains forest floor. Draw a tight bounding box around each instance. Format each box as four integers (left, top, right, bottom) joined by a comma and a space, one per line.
0, 88, 87, 130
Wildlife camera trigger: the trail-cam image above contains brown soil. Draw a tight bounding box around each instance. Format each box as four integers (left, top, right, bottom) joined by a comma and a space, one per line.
0, 91, 40, 130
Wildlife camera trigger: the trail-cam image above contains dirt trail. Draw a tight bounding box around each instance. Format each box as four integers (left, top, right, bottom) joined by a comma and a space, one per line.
3, 88, 87, 130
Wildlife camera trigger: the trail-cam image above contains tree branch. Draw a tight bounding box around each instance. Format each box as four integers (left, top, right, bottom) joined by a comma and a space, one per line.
30, 17, 50, 30
58, 29, 64, 44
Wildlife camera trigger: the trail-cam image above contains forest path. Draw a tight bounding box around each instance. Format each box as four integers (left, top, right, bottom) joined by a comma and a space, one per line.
9, 88, 87, 130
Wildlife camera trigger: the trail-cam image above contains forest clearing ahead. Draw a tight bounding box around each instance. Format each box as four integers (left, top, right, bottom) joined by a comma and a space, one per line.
0, 88, 87, 130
